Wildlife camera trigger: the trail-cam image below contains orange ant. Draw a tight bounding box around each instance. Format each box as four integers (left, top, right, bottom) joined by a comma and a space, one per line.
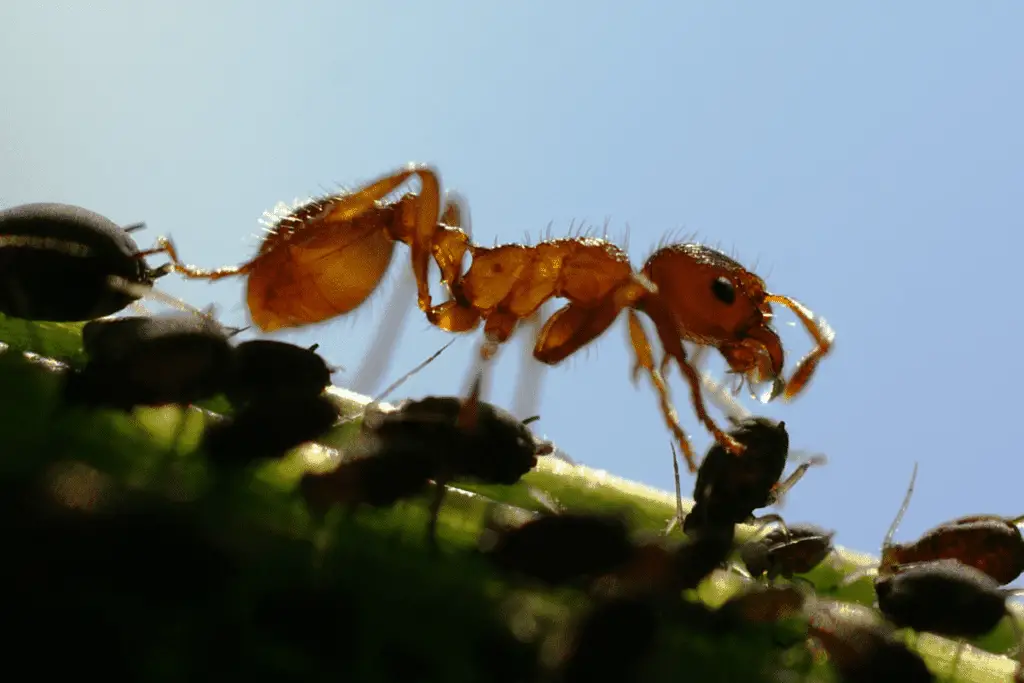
148, 164, 835, 472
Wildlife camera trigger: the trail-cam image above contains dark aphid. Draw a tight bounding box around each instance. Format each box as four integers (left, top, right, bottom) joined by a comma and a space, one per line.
0, 202, 169, 322
671, 524, 738, 592
355, 378, 554, 550
299, 443, 438, 519
717, 584, 807, 625
481, 512, 638, 587
740, 522, 836, 581
64, 312, 234, 410
226, 339, 335, 407
874, 559, 1022, 681
683, 416, 824, 535
201, 393, 340, 467
807, 600, 935, 683
881, 463, 1024, 585
368, 385, 554, 486
554, 596, 660, 683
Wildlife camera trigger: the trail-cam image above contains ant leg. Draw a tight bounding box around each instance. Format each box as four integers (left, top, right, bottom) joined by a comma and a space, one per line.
511, 303, 550, 422
764, 294, 835, 401
349, 267, 417, 394
638, 300, 746, 459
625, 309, 698, 472
144, 236, 250, 281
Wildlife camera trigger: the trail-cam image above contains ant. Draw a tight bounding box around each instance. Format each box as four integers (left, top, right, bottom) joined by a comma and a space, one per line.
151, 164, 835, 473
873, 558, 1024, 682
879, 463, 1024, 587
677, 416, 826, 536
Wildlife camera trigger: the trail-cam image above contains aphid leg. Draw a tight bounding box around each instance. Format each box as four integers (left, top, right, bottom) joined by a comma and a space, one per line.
625, 309, 698, 472
765, 455, 827, 508
749, 514, 791, 539
425, 477, 450, 554
764, 294, 835, 401
670, 442, 685, 531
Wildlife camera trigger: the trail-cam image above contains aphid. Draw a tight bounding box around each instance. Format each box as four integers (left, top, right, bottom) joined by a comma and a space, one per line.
302, 368, 552, 549
480, 512, 639, 587
152, 166, 834, 473
64, 312, 235, 410
226, 339, 335, 407
681, 416, 825, 536
553, 596, 661, 683
0, 202, 170, 322
299, 443, 438, 520
201, 393, 340, 467
880, 462, 1024, 586
740, 522, 836, 582
874, 559, 1024, 681
717, 583, 807, 625
807, 600, 935, 683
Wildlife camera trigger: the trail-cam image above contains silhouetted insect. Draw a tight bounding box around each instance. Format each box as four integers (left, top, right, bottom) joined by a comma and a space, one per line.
153, 164, 835, 472
0, 202, 170, 322
807, 600, 935, 683
681, 416, 825, 536
299, 442, 438, 521
717, 583, 807, 625
64, 312, 235, 411
554, 595, 661, 683
481, 512, 639, 587
226, 340, 335, 407
880, 462, 1024, 586
874, 559, 1024, 681
201, 393, 340, 468
740, 522, 836, 582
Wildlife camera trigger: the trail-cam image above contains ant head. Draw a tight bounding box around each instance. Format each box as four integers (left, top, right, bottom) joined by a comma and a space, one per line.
641, 244, 784, 380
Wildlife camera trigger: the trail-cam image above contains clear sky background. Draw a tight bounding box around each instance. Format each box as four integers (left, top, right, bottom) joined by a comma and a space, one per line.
3, 2, 1022, 561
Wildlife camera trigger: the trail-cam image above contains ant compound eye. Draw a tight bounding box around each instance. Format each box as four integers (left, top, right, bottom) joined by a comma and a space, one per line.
711, 276, 736, 305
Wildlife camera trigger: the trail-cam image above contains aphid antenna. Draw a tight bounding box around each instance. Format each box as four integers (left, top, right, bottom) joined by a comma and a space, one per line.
884, 462, 920, 550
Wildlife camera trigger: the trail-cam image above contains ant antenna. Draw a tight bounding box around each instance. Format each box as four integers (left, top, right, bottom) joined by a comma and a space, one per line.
884, 462, 920, 550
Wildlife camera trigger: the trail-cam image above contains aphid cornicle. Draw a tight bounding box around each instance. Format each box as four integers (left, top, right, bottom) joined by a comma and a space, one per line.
64, 312, 235, 410
0, 202, 169, 322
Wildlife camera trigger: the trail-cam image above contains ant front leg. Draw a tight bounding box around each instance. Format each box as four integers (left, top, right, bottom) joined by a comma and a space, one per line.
764, 294, 835, 401
625, 310, 699, 472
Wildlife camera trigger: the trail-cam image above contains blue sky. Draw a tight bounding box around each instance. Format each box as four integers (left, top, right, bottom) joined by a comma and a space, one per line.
3, 2, 1022, 560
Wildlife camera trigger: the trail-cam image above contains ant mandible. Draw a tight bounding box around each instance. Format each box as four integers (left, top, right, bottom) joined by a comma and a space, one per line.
149, 164, 834, 472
